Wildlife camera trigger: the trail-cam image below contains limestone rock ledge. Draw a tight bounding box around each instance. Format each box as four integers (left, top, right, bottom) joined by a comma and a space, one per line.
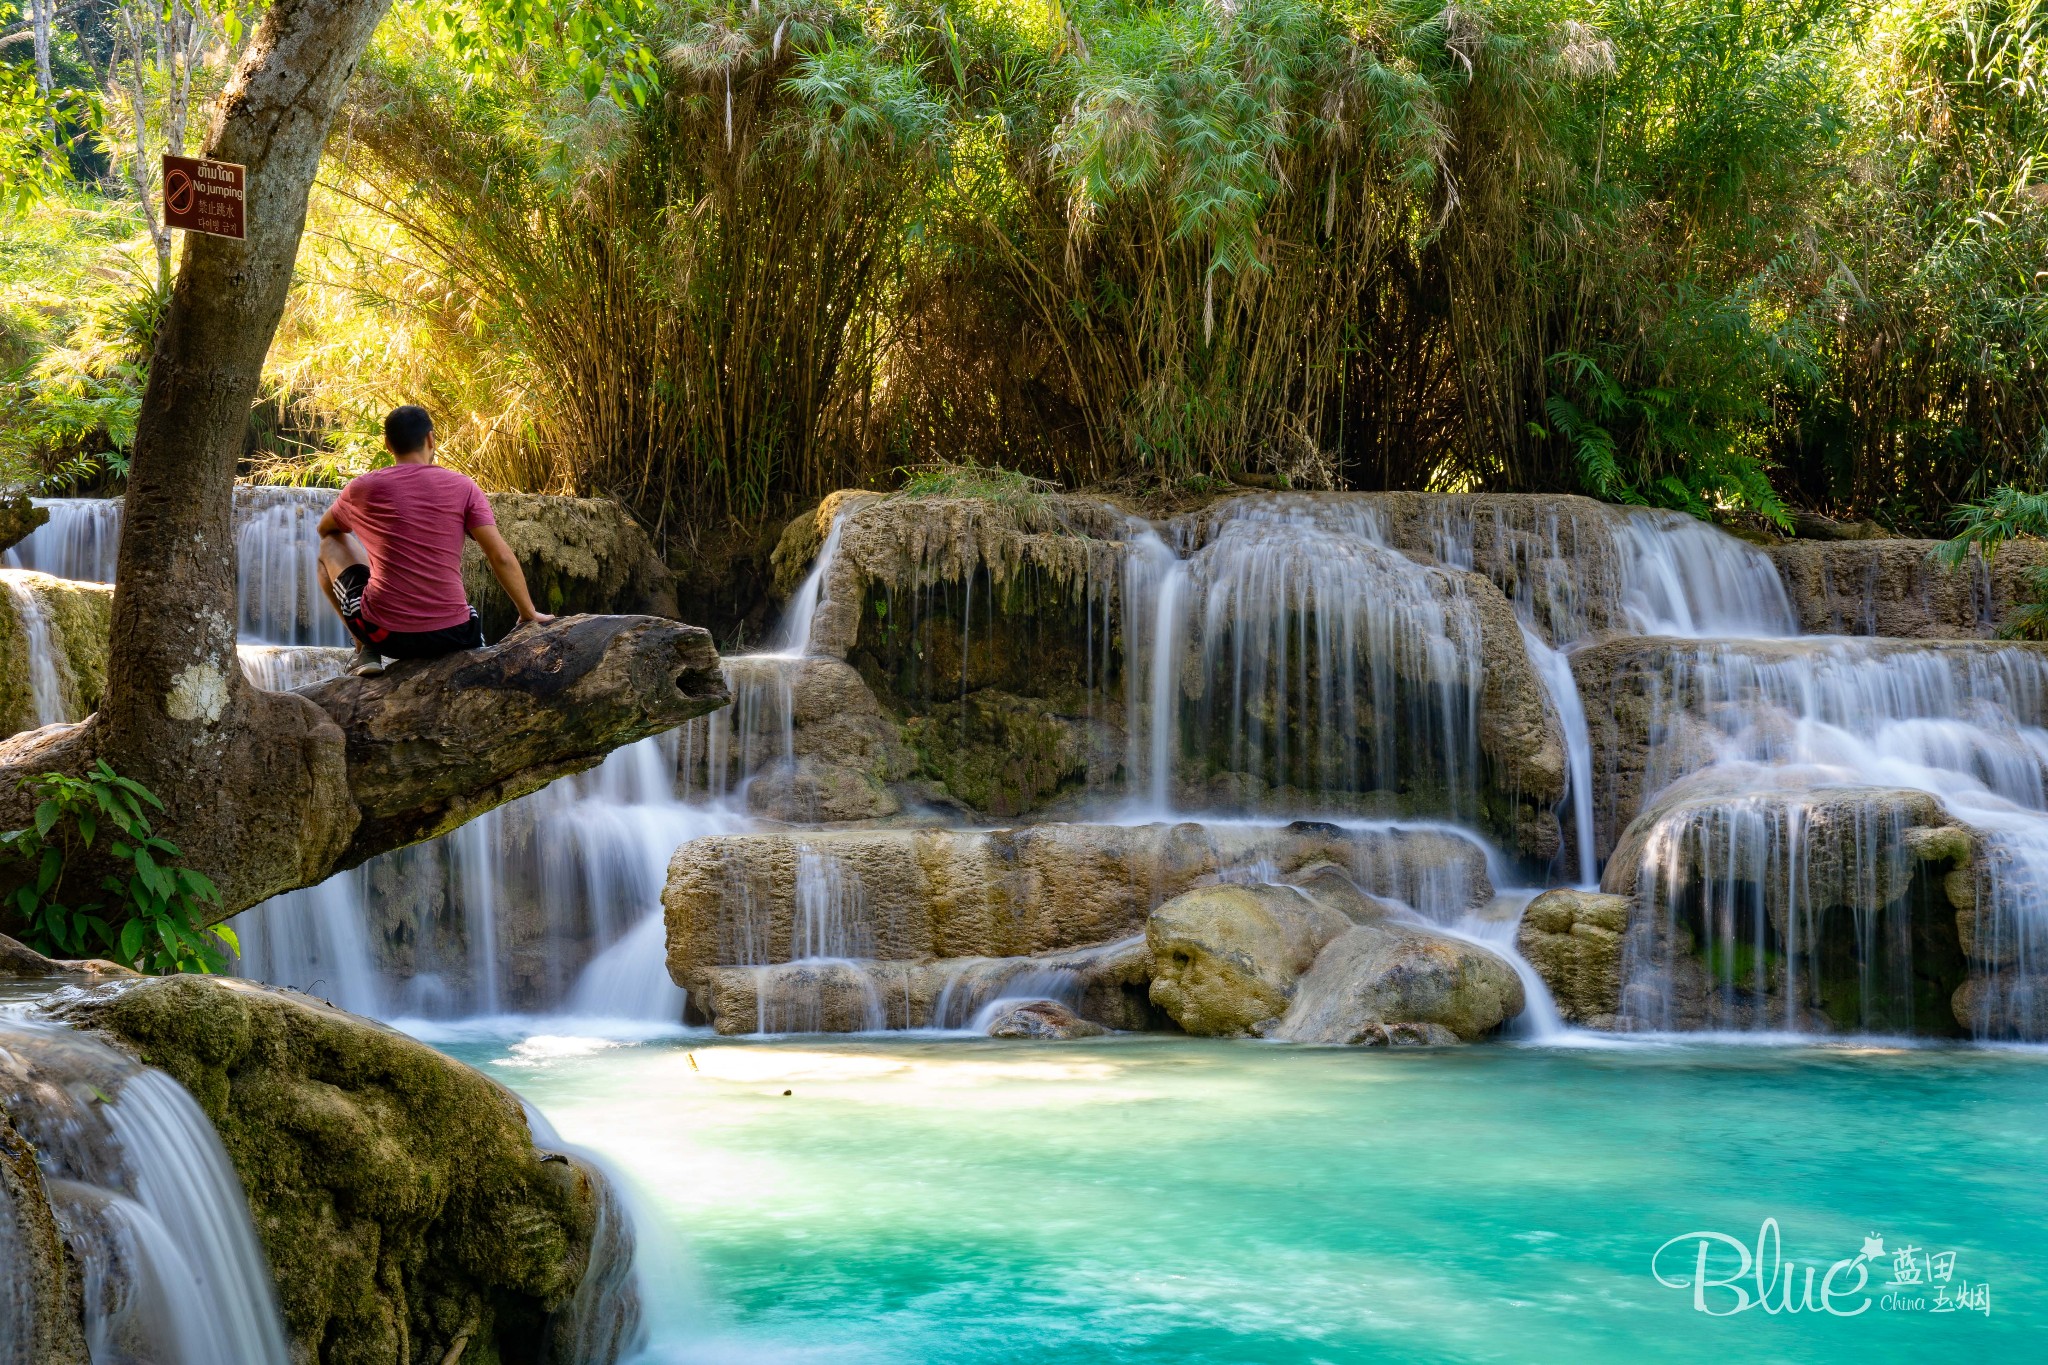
664, 820, 1495, 988
40, 975, 637, 1365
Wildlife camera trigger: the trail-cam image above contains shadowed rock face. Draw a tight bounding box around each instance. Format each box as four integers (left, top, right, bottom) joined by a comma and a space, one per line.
41, 975, 637, 1365
1768, 538, 2048, 639
664, 820, 1495, 990
463, 494, 679, 640
1600, 774, 1976, 1035
0, 1103, 90, 1365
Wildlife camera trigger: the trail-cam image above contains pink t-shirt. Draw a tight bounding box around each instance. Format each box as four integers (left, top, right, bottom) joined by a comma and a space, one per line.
329, 464, 494, 631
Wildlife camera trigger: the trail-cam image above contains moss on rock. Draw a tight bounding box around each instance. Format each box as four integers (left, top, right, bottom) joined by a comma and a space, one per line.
45, 975, 618, 1365
0, 570, 114, 736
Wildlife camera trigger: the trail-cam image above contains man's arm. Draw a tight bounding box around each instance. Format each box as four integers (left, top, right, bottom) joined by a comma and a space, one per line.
470, 523, 554, 625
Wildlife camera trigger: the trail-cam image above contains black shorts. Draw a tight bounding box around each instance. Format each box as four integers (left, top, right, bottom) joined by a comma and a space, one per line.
331, 564, 485, 660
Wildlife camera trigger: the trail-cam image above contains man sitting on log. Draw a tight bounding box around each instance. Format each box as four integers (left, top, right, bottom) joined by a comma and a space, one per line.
317, 405, 552, 676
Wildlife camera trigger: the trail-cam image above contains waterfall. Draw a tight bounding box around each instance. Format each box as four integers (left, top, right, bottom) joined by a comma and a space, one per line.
238, 643, 352, 691
235, 486, 348, 647
10, 490, 347, 646
677, 656, 797, 805
2, 574, 69, 726
1607, 641, 2048, 1034
768, 510, 850, 656
0, 1018, 291, 1364
233, 733, 736, 1023
1127, 497, 1489, 821
1523, 627, 1597, 886
4, 497, 124, 583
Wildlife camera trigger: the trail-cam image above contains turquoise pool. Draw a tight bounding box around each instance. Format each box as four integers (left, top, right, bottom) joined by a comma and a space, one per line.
435, 1031, 2045, 1362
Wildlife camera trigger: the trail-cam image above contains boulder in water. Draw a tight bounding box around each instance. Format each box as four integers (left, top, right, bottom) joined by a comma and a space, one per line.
41, 975, 637, 1365
983, 999, 1107, 1039
1515, 890, 1630, 1028
1271, 924, 1526, 1043
1146, 884, 1353, 1037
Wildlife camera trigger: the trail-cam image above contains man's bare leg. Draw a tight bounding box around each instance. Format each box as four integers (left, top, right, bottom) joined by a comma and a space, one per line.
317, 531, 382, 673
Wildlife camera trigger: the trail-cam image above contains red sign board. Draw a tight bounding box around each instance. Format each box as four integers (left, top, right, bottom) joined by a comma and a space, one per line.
161, 154, 247, 241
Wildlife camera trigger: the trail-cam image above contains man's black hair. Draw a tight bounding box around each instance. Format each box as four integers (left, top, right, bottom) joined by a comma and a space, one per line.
384, 405, 435, 455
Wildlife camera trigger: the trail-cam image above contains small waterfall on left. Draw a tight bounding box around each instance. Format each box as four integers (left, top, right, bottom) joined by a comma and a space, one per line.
0, 1017, 290, 1363
1, 574, 71, 728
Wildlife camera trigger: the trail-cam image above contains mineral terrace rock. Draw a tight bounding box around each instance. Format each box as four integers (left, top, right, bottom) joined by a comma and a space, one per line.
0, 570, 113, 737
664, 821, 1493, 986
42, 975, 633, 1365
463, 492, 678, 639
0, 494, 50, 555
1768, 538, 2048, 639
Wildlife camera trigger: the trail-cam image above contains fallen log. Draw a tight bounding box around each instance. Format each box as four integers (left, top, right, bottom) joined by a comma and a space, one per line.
0, 614, 728, 926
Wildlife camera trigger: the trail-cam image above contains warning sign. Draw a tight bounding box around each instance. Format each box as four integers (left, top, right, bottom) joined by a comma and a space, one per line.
161, 154, 246, 241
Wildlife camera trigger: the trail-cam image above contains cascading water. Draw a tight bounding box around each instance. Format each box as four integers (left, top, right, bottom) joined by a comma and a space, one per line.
4, 497, 124, 583
233, 731, 731, 1023
1130, 497, 1490, 822
0, 1017, 292, 1364
1605, 639, 2048, 1035
2, 573, 70, 727
9, 489, 348, 648
235, 486, 349, 647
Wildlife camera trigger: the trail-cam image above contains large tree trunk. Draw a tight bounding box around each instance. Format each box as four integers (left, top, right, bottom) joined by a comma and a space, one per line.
0, 0, 735, 929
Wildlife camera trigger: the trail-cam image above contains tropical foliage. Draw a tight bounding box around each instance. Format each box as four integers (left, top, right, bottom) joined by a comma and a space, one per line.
1, 0, 2044, 545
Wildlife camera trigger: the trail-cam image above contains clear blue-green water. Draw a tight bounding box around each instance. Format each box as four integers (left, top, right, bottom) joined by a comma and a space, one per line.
435, 1031, 2048, 1363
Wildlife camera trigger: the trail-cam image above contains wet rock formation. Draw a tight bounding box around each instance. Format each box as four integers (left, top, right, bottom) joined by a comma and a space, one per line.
982, 999, 1107, 1039
42, 974, 636, 1365
1600, 775, 1976, 1034
664, 820, 1493, 994
1568, 635, 2048, 860
0, 571, 113, 736
691, 936, 1156, 1034
1143, 875, 1524, 1043
1146, 884, 1354, 1036
0, 1103, 90, 1365
1270, 924, 1525, 1044
1768, 538, 2048, 639
0, 495, 50, 555
1515, 890, 1630, 1028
